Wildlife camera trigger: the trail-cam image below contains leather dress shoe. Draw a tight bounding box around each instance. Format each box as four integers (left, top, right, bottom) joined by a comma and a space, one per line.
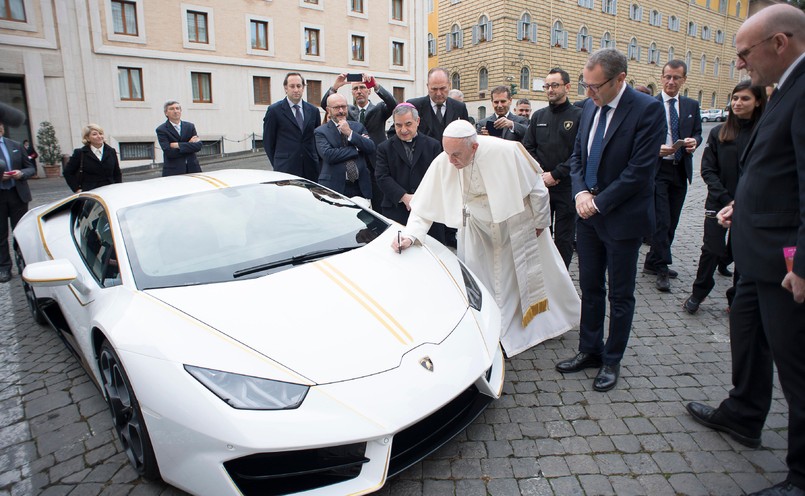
593, 363, 620, 392
656, 273, 671, 292
717, 264, 733, 277
556, 352, 602, 373
686, 402, 761, 448
683, 295, 701, 314
748, 481, 805, 496
643, 266, 678, 278
0, 269, 11, 283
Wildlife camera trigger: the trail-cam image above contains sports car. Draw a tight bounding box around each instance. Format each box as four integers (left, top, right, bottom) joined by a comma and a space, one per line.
14, 169, 504, 496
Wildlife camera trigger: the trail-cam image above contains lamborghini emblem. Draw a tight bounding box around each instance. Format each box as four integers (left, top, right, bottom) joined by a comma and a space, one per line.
419, 357, 434, 372
564, 121, 575, 131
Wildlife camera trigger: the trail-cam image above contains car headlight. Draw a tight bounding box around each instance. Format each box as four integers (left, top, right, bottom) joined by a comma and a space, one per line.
185, 365, 309, 410
458, 261, 483, 311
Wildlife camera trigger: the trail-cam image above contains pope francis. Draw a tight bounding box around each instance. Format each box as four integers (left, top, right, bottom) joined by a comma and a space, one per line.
392, 120, 580, 357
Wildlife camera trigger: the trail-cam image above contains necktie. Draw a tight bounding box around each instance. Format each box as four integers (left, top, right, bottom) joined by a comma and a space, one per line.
341, 133, 360, 182
0, 139, 13, 190
174, 123, 181, 134
668, 98, 682, 162
359, 108, 366, 124
585, 105, 611, 190
435, 103, 444, 124
293, 104, 304, 130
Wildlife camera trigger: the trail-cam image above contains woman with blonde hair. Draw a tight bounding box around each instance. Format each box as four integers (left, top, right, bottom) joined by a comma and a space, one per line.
64, 124, 122, 192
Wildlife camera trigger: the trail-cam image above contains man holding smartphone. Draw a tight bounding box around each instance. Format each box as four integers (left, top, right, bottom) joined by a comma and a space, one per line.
643, 60, 702, 292
476, 86, 528, 142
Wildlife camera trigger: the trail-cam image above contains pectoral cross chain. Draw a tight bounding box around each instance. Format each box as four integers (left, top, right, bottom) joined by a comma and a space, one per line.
462, 206, 470, 227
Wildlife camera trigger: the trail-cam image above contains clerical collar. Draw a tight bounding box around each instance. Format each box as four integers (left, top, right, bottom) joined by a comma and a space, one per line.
402, 133, 417, 144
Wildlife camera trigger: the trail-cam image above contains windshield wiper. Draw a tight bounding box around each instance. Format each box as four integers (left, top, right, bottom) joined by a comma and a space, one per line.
233, 247, 358, 278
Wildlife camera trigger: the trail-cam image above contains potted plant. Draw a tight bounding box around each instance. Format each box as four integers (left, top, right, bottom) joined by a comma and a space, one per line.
36, 121, 62, 178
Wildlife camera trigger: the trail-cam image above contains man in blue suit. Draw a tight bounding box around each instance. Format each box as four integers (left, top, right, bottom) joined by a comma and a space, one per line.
556, 48, 666, 392
263, 72, 321, 181
315, 93, 375, 200
155, 100, 203, 176
643, 60, 703, 292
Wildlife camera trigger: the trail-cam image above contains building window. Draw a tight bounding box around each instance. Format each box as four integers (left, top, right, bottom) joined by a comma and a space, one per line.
602, 0, 616, 15
714, 57, 720, 76
577, 26, 591, 52
391, 0, 403, 21
451, 72, 461, 90
685, 50, 692, 68
735, 1, 741, 17
629, 3, 642, 21
191, 72, 212, 103
697, 90, 702, 104
352, 35, 365, 61
306, 80, 321, 105
578, 0, 593, 9
253, 76, 271, 105
447, 24, 463, 51
668, 15, 679, 32
187, 10, 208, 44
351, 0, 364, 13
627, 38, 640, 60
732, 34, 736, 47
305, 27, 320, 55
578, 75, 585, 95
473, 15, 491, 44
687, 21, 696, 37
701, 26, 711, 41
427, 0, 433, 13
518, 13, 537, 42
711, 92, 717, 107
649, 10, 661, 26
478, 106, 486, 120
718, 0, 727, 13
700, 54, 706, 74
648, 42, 659, 64
119, 142, 153, 161
118, 67, 143, 101
111, 0, 136, 34
251, 20, 268, 50
668, 46, 674, 61
479, 67, 488, 90
730, 60, 735, 79
392, 41, 404, 66
428, 33, 436, 56
551, 21, 567, 48
393, 86, 405, 103
601, 31, 613, 48
520, 67, 530, 91
716, 30, 724, 44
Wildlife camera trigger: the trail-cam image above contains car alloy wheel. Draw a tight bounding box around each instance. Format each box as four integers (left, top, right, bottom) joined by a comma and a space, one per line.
98, 340, 160, 481
13, 245, 47, 325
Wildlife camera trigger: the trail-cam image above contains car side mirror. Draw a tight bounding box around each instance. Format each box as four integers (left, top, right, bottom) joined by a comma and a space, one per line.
23, 259, 78, 288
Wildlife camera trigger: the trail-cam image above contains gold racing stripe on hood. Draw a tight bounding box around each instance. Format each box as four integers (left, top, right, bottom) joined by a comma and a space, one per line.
187, 173, 228, 188
316, 260, 413, 345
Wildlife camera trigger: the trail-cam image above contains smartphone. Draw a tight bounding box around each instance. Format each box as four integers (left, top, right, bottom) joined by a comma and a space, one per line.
672, 139, 686, 150
346, 73, 363, 82
704, 209, 718, 218
485, 120, 503, 137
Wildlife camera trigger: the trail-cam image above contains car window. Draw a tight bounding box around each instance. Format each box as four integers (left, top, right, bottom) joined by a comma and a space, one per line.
118, 180, 389, 289
71, 200, 122, 288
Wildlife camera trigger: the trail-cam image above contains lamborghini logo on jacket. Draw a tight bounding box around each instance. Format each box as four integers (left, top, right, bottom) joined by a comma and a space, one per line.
419, 357, 434, 372
564, 121, 575, 131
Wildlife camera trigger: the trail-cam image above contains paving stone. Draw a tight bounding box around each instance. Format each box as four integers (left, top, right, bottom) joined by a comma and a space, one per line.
636, 474, 676, 495
481, 457, 513, 478
537, 456, 570, 477
487, 478, 521, 496
652, 451, 692, 473
667, 473, 710, 495
609, 475, 648, 496
518, 476, 553, 496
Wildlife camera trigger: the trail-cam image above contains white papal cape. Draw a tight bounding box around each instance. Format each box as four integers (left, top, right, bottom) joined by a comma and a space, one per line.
403, 136, 580, 357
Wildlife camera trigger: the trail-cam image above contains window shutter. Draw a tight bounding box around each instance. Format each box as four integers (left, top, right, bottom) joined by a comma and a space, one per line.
458, 30, 464, 48
530, 24, 538, 43
517, 20, 524, 40
487, 21, 493, 41
562, 31, 568, 48
446, 35, 451, 52
472, 25, 478, 44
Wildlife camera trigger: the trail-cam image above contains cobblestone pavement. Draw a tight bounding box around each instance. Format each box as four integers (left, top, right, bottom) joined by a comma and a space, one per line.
1, 130, 789, 495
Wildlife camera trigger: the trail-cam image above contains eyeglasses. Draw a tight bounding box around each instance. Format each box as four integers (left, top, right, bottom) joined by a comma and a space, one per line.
543, 83, 564, 90
737, 32, 793, 62
661, 75, 685, 82
580, 76, 615, 93
328, 105, 348, 110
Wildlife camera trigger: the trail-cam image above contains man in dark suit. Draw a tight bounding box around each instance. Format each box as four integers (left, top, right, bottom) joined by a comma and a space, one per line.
263, 72, 321, 181
555, 48, 666, 392
315, 93, 375, 200
685, 6, 805, 495
155, 100, 203, 176
320, 73, 396, 210
375, 103, 444, 243
0, 104, 36, 283
407, 67, 469, 146
643, 60, 703, 292
477, 86, 529, 142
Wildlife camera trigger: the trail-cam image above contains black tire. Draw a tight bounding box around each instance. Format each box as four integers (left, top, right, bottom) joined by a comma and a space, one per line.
98, 340, 161, 481
702, 117, 709, 122
13, 245, 47, 325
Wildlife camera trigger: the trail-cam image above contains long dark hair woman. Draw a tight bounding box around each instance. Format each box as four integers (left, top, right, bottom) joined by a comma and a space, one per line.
64, 124, 123, 193
683, 80, 766, 314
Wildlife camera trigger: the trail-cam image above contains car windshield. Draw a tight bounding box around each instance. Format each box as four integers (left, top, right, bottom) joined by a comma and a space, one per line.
118, 180, 390, 289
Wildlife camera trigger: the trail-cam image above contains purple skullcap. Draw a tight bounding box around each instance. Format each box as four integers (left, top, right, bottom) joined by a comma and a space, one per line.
395, 102, 416, 110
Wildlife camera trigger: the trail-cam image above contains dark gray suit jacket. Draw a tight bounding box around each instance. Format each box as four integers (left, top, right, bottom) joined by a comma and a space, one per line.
156, 120, 202, 176
320, 85, 397, 146
0, 137, 35, 202
262, 99, 321, 181
406, 96, 469, 146
477, 112, 529, 142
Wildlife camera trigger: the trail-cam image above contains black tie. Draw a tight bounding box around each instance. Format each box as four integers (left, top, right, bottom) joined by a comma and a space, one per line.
435, 103, 444, 124
359, 108, 366, 124
293, 104, 304, 130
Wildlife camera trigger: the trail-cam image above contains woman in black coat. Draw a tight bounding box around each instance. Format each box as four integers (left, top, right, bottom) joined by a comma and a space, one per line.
64, 124, 122, 192
683, 81, 766, 314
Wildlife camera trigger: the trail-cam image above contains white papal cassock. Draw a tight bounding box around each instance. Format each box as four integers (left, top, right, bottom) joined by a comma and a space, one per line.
403, 134, 581, 357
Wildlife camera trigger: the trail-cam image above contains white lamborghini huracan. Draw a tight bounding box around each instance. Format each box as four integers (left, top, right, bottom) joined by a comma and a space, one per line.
14, 169, 504, 496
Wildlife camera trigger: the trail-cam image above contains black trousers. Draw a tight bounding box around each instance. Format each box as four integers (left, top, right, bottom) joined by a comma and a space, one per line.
645, 160, 687, 273
0, 188, 28, 271
691, 217, 739, 304
548, 187, 576, 268
719, 277, 805, 488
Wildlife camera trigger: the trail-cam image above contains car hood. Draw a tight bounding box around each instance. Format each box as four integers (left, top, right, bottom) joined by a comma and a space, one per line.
145, 243, 471, 384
